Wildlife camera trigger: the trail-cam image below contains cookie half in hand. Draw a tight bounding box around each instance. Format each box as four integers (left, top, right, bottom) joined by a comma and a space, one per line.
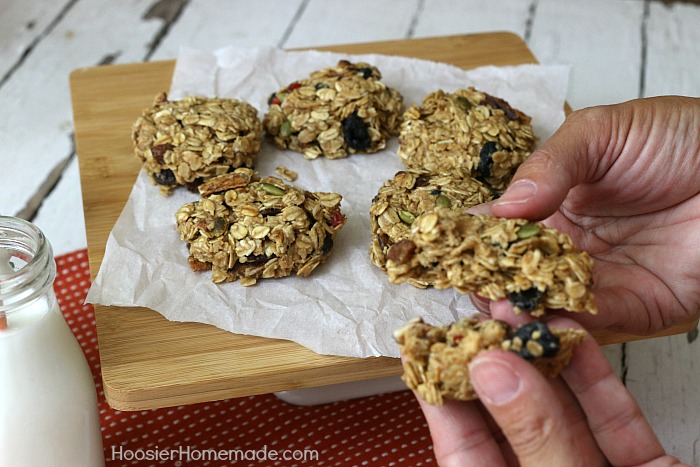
395, 317, 586, 405
386, 209, 597, 316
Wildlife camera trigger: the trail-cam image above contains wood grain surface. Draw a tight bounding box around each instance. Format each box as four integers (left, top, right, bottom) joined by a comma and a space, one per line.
71, 32, 698, 411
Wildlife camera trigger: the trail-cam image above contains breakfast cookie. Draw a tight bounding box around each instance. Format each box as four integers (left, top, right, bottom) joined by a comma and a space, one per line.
395, 317, 586, 405
398, 87, 536, 193
369, 168, 493, 276
175, 168, 347, 285
263, 60, 404, 159
133, 92, 262, 195
385, 209, 597, 316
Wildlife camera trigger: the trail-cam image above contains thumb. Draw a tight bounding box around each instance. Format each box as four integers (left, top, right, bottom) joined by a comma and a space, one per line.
469, 350, 605, 466
489, 107, 612, 221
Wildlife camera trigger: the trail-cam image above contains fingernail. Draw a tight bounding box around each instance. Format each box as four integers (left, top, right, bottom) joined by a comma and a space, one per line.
469, 294, 491, 315
470, 357, 522, 405
494, 179, 537, 206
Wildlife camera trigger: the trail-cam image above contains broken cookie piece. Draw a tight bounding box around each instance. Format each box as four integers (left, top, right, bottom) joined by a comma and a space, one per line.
395, 317, 586, 405
386, 209, 597, 316
175, 168, 347, 285
369, 168, 493, 276
398, 87, 536, 193
133, 92, 262, 195
263, 60, 404, 159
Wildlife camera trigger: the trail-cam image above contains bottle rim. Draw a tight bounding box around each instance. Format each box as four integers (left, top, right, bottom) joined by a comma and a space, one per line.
0, 216, 56, 313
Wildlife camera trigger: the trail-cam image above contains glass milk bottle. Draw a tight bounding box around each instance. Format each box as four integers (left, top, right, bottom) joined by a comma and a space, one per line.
0, 216, 105, 467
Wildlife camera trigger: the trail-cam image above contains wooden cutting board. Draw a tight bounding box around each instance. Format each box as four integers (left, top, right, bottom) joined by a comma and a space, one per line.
71, 32, 699, 411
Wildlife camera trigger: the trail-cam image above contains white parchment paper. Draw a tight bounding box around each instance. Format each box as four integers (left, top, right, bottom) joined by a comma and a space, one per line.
86, 46, 569, 358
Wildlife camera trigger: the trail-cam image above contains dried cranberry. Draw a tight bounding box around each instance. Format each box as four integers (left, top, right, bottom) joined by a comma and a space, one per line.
330, 209, 346, 228
342, 112, 371, 151
153, 169, 176, 186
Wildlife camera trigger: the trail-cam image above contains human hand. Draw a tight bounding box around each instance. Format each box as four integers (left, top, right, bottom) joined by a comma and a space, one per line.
416, 317, 686, 467
470, 96, 700, 334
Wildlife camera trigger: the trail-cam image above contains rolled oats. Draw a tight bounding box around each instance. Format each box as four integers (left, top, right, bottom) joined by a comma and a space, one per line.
398, 87, 537, 193
133, 92, 263, 195
394, 317, 586, 405
274, 165, 298, 181
175, 168, 347, 285
369, 168, 493, 280
263, 60, 404, 160
385, 209, 597, 316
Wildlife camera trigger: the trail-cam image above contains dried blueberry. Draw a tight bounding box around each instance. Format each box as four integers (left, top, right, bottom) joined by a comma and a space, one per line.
477, 141, 499, 182
511, 322, 560, 360
321, 236, 334, 255
342, 112, 371, 151
358, 67, 373, 78
153, 169, 176, 186
507, 287, 544, 313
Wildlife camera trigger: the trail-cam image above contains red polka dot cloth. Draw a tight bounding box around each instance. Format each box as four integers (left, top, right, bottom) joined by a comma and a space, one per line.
55, 250, 437, 466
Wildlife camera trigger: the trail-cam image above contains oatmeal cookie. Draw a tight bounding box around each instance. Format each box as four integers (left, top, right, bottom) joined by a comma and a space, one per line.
175, 168, 347, 285
395, 317, 586, 405
133, 92, 262, 195
398, 87, 536, 193
369, 168, 493, 276
386, 209, 597, 316
263, 60, 404, 159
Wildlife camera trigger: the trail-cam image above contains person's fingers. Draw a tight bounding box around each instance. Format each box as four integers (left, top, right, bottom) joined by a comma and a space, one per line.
490, 106, 615, 221
558, 322, 681, 465
414, 395, 507, 467
469, 349, 607, 466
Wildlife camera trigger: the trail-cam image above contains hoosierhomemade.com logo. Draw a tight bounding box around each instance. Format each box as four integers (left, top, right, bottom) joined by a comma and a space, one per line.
111, 445, 320, 464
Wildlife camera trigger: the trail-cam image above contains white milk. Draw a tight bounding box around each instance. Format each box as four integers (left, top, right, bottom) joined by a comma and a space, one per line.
0, 296, 105, 467
0, 218, 104, 467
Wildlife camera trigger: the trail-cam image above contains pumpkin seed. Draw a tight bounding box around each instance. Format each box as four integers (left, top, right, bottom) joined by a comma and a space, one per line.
399, 210, 416, 225
261, 182, 285, 196
435, 194, 451, 208
516, 222, 540, 239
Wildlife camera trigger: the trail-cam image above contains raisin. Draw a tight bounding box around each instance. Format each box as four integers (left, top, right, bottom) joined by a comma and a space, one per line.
414, 174, 431, 187
260, 207, 282, 217
507, 287, 544, 313
153, 169, 176, 186
386, 239, 416, 264
511, 322, 560, 360
377, 232, 390, 250
358, 67, 373, 78
185, 177, 204, 193
481, 94, 518, 121
342, 112, 371, 151
151, 143, 173, 164
477, 141, 499, 182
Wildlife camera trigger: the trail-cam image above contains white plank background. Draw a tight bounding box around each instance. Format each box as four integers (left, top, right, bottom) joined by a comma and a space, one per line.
1, 0, 698, 463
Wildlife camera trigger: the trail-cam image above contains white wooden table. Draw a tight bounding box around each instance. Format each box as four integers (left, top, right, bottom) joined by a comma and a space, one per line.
2, 0, 699, 463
